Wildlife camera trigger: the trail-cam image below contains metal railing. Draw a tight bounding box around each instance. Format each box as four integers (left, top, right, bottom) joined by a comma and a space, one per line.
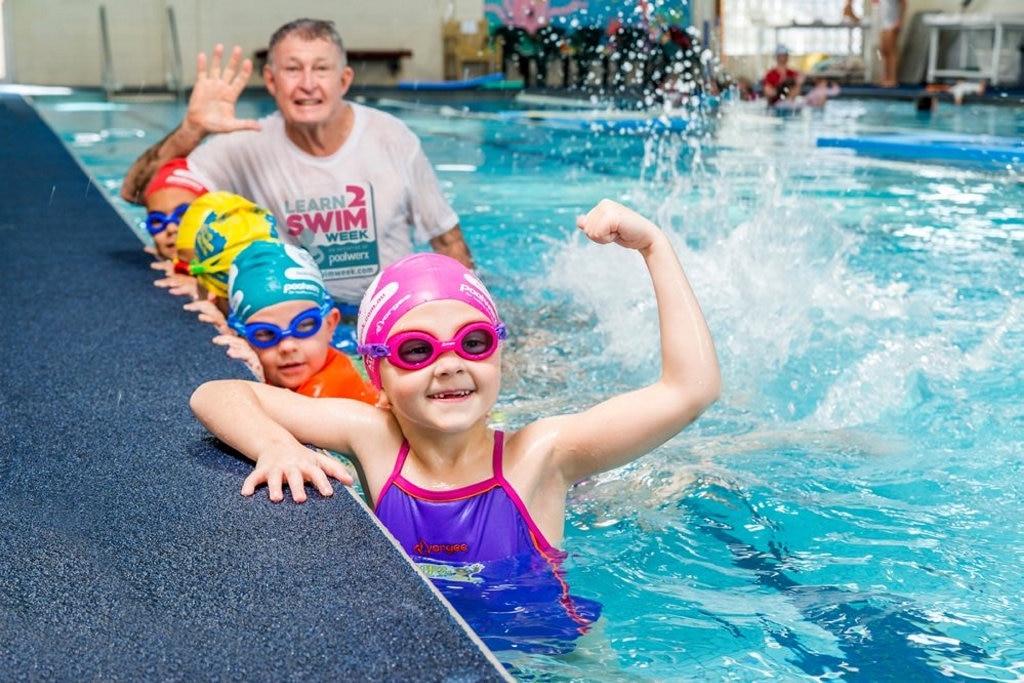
99, 5, 118, 97
100, 5, 185, 100
166, 6, 185, 100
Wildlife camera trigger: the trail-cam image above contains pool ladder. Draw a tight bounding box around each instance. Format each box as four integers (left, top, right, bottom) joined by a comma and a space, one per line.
99, 5, 186, 101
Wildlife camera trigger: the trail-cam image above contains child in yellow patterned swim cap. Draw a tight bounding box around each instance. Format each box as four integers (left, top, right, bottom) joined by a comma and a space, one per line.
190, 195, 280, 320
175, 191, 259, 273
153, 191, 263, 301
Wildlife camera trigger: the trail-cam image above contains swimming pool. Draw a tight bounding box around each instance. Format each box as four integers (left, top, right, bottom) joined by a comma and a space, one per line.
32, 88, 1024, 681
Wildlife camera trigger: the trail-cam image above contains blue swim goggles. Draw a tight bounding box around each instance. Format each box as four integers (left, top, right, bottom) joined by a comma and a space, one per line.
229, 302, 333, 349
144, 203, 189, 236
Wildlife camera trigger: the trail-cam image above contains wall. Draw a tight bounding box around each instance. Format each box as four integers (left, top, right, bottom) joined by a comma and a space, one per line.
16, 0, 1014, 89
4, 0, 484, 88
5, 0, 719, 89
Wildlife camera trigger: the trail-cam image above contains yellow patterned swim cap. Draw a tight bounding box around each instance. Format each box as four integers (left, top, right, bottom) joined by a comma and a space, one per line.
175, 191, 257, 253
190, 196, 281, 298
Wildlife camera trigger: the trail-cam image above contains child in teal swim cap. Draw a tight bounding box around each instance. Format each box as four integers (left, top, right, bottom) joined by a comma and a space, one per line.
217, 241, 378, 404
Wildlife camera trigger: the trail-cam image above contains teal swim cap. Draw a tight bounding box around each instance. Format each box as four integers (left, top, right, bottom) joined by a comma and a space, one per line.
228, 241, 331, 324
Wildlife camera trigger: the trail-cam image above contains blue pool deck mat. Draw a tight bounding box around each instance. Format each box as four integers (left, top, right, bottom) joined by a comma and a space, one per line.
0, 92, 510, 682
816, 131, 1024, 168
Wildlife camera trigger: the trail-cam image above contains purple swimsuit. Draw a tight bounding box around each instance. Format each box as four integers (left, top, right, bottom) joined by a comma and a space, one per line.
374, 430, 557, 563
374, 430, 603, 653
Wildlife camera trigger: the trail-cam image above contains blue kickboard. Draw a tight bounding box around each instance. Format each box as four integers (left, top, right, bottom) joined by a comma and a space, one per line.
398, 72, 506, 91
816, 132, 1024, 166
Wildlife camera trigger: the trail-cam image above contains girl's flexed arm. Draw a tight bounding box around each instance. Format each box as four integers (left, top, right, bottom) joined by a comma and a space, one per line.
552, 199, 721, 483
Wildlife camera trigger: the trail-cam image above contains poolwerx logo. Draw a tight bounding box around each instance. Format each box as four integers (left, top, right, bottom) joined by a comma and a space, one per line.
413, 539, 469, 556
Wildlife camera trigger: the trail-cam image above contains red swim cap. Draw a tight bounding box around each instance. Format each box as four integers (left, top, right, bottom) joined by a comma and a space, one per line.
144, 158, 208, 199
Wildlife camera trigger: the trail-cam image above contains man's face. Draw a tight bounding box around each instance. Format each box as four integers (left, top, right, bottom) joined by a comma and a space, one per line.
264, 35, 354, 127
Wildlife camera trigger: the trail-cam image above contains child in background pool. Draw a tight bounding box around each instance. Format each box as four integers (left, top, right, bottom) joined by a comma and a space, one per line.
186, 195, 280, 334
190, 198, 721, 652
803, 77, 841, 109
915, 94, 938, 114
143, 158, 208, 261
927, 80, 987, 106
215, 240, 378, 403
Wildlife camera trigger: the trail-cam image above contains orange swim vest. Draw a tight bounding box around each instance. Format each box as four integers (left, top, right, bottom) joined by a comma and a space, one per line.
294, 348, 379, 404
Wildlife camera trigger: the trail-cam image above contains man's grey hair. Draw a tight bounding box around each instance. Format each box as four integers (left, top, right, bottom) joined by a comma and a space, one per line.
267, 18, 346, 67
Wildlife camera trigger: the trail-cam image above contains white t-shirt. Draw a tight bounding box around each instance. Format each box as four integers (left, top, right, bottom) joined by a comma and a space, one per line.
188, 103, 459, 304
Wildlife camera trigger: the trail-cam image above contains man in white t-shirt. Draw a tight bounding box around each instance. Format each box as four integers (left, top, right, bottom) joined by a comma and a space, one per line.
121, 18, 473, 310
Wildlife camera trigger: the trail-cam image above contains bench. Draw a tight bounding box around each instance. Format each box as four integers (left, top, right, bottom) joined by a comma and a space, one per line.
253, 48, 413, 75
347, 49, 413, 75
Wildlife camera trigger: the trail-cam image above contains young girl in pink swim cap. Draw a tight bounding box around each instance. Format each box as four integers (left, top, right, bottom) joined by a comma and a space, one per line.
190, 198, 721, 651
355, 251, 504, 391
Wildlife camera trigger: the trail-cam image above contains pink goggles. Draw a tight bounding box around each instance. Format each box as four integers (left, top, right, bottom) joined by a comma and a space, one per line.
358, 321, 507, 373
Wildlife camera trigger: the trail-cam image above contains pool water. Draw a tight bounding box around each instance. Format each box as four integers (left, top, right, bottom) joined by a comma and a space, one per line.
32, 89, 1024, 681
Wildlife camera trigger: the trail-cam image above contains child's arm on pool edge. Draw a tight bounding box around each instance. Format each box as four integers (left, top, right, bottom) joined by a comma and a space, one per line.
189, 380, 357, 503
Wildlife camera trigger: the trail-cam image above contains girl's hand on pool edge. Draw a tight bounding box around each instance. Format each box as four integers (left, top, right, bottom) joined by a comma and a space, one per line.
184, 299, 230, 335
155, 273, 199, 299
241, 446, 354, 504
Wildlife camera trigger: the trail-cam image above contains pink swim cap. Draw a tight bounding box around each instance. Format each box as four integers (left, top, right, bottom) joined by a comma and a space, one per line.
357, 253, 502, 388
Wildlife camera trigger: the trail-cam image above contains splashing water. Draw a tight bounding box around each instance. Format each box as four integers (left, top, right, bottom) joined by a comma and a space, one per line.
497, 99, 1024, 680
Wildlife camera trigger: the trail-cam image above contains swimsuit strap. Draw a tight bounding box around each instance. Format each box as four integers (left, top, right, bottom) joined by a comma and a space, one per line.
374, 440, 411, 508
382, 432, 501, 497
488, 430, 555, 553
490, 430, 506, 483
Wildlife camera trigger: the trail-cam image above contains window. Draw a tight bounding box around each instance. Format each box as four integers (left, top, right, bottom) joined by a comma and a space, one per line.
722, 0, 865, 56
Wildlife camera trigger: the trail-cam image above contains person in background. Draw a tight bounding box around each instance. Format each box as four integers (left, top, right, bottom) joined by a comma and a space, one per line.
762, 44, 803, 106
803, 77, 841, 108
842, 0, 860, 24
142, 158, 207, 262
878, 0, 906, 87
119, 18, 473, 350
927, 80, 987, 106
216, 240, 378, 403
915, 94, 938, 113
189, 198, 721, 652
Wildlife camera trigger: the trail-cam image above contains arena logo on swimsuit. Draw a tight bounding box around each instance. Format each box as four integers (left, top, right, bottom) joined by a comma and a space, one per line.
413, 539, 469, 556
283, 185, 369, 240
